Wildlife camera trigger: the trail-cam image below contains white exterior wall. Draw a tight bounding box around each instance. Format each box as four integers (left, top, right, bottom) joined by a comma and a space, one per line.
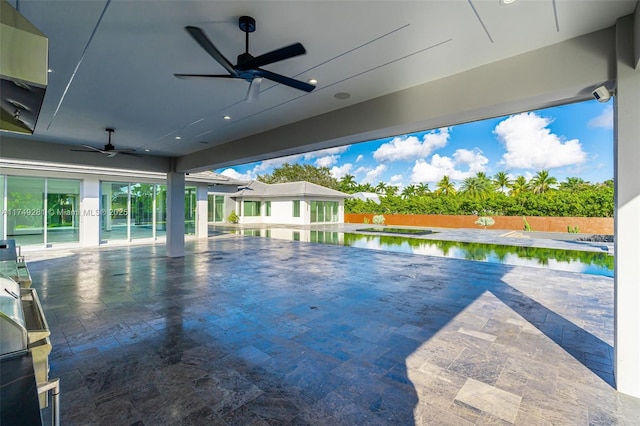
0, 163, 240, 247
235, 197, 345, 225
80, 177, 101, 246
196, 184, 208, 238
614, 14, 640, 398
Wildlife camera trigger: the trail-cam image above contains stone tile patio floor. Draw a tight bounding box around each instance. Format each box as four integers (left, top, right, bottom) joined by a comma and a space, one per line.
27, 228, 640, 425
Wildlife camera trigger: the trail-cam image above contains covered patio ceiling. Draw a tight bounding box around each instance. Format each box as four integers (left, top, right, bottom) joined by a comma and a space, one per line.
1, 0, 637, 172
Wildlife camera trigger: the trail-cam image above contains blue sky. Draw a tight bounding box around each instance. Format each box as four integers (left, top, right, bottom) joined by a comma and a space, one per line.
217, 100, 614, 189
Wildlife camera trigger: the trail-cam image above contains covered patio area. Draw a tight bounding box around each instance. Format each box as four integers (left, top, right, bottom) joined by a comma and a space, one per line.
30, 232, 640, 424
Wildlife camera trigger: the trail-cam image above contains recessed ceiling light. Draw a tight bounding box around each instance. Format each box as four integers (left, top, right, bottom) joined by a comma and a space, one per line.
175, 136, 181, 140
223, 115, 231, 120
334, 92, 351, 100
500, 0, 517, 4
47, 68, 54, 73
144, 149, 150, 152
308, 79, 318, 85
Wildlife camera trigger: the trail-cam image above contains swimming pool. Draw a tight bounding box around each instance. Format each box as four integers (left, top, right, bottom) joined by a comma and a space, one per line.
231, 229, 614, 277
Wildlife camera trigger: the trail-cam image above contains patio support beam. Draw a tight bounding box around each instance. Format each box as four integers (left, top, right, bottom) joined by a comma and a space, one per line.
614, 13, 640, 398
166, 163, 185, 258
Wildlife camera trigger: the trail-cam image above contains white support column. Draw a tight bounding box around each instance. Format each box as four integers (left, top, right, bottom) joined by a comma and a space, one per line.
166, 170, 185, 258
80, 177, 101, 247
196, 184, 209, 239
614, 14, 640, 398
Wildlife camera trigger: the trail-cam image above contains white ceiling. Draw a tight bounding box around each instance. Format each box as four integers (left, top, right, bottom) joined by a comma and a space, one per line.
3, 0, 638, 164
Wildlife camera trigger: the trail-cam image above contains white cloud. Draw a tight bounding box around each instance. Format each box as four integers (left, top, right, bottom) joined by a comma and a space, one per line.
372, 128, 450, 162
254, 154, 303, 173
355, 154, 364, 162
330, 163, 353, 179
411, 155, 458, 183
314, 155, 339, 168
302, 145, 349, 161
361, 164, 387, 184
226, 145, 351, 179
453, 148, 489, 174
495, 112, 587, 169
588, 105, 613, 129
410, 148, 489, 184
220, 168, 254, 181
390, 174, 404, 185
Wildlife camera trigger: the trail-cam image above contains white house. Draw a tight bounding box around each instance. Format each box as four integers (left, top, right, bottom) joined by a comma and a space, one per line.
230, 180, 348, 225
0, 159, 349, 248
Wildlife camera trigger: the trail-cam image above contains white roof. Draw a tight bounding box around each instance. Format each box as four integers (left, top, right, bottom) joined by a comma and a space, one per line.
187, 170, 249, 186
232, 180, 348, 199
351, 192, 381, 204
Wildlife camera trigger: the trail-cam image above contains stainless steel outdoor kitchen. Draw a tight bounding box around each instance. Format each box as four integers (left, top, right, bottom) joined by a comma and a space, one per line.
0, 239, 59, 426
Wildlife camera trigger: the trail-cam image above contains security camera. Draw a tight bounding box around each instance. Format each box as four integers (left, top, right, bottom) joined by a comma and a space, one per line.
592, 85, 611, 103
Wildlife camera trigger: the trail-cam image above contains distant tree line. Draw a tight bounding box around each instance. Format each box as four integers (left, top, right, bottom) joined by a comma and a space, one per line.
258, 164, 614, 217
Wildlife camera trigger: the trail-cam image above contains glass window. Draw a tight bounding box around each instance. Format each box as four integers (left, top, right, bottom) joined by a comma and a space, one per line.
155, 184, 166, 237
215, 196, 224, 222
208, 195, 214, 222
101, 182, 129, 242
243, 200, 261, 216
130, 183, 154, 240
310, 201, 338, 223
310, 201, 317, 222
46, 179, 80, 244
7, 176, 45, 246
0, 175, 5, 239
185, 187, 196, 235
292, 200, 300, 218
265, 201, 271, 216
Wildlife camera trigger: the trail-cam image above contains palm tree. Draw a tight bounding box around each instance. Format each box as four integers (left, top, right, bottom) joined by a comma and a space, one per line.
530, 170, 558, 194
401, 184, 417, 199
416, 183, 430, 196
493, 171, 512, 194
375, 181, 387, 195
435, 175, 457, 196
509, 176, 529, 197
385, 185, 399, 197
461, 177, 482, 199
461, 174, 492, 200
560, 177, 587, 191
339, 174, 357, 192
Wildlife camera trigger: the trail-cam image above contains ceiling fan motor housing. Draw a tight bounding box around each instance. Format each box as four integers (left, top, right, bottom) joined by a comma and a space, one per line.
239, 16, 256, 33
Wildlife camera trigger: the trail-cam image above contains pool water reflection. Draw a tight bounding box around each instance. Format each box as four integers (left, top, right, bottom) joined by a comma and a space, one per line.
233, 229, 613, 277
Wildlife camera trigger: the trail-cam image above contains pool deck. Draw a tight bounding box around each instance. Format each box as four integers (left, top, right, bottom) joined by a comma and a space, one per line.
28, 226, 639, 425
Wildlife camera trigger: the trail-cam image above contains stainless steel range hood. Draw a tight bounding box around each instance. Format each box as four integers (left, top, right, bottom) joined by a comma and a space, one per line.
0, 0, 48, 134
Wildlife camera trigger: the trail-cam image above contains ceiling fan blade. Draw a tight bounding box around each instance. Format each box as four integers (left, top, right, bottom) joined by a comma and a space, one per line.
70, 149, 100, 153
184, 26, 239, 77
75, 144, 108, 153
174, 73, 236, 79
236, 43, 306, 71
253, 69, 316, 93
246, 78, 262, 102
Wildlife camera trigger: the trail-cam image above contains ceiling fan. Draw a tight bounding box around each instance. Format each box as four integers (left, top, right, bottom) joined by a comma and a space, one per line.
175, 16, 315, 102
70, 128, 141, 158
